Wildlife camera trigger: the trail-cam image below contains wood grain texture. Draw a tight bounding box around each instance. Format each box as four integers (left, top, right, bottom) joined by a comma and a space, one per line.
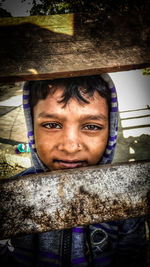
0, 12, 150, 82
0, 161, 149, 239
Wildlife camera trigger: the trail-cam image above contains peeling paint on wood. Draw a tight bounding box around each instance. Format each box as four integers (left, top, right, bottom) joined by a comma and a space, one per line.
0, 160, 150, 239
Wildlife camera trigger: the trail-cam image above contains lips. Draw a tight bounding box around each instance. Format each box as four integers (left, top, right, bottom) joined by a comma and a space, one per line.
54, 159, 87, 169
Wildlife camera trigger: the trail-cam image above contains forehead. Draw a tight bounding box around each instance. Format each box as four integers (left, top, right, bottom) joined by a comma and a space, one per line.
34, 87, 108, 118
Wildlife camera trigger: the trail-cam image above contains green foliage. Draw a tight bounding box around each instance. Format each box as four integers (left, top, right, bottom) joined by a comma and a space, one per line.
142, 68, 150, 76
0, 7, 12, 17
0, 0, 150, 17
29, 0, 150, 16
0, 1, 12, 17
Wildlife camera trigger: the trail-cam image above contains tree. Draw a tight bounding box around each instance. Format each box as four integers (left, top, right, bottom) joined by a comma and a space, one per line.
143, 68, 150, 76
28, 0, 150, 16
1, 0, 150, 17
0, 2, 12, 17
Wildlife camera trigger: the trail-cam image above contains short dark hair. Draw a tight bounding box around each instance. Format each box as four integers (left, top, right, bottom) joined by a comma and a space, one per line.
28, 75, 111, 110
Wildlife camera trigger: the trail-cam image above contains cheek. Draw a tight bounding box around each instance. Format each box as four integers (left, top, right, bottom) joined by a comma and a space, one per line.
88, 131, 108, 162
35, 138, 53, 169
35, 135, 52, 153
34, 129, 50, 159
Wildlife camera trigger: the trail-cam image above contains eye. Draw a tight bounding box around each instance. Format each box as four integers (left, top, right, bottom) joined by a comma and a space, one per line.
83, 124, 102, 131
42, 122, 61, 129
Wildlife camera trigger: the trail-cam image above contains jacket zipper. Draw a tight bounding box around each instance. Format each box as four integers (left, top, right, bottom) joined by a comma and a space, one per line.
61, 228, 72, 267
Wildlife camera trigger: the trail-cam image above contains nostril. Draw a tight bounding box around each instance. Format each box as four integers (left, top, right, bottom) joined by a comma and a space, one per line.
58, 141, 82, 152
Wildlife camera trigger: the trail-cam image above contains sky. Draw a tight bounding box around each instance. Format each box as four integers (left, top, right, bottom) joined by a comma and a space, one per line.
1, 0, 41, 17
109, 70, 150, 138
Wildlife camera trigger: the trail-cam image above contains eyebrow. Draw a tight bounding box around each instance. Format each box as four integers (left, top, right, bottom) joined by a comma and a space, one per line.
38, 112, 108, 121
80, 114, 108, 121
38, 112, 59, 119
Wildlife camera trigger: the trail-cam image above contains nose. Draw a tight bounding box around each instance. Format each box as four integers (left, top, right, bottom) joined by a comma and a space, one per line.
58, 127, 82, 153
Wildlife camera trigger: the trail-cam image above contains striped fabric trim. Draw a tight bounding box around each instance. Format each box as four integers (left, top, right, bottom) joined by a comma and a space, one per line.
23, 99, 29, 105
27, 131, 36, 150
111, 102, 118, 107
39, 251, 62, 261
105, 148, 113, 155
28, 131, 34, 137
38, 260, 60, 267
111, 107, 118, 112
28, 137, 34, 142
111, 97, 117, 103
23, 85, 29, 91
72, 227, 84, 233
109, 135, 117, 141
23, 103, 30, 109
29, 144, 36, 149
23, 95, 29, 100
104, 143, 116, 157
100, 76, 118, 163
107, 143, 116, 150
107, 140, 116, 146
110, 87, 116, 93
23, 90, 30, 95
23, 82, 42, 169
111, 101, 118, 108
72, 257, 86, 264
29, 140, 35, 145
111, 92, 117, 98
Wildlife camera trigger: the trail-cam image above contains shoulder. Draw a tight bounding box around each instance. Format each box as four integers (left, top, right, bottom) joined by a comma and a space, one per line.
118, 217, 146, 233
14, 166, 36, 177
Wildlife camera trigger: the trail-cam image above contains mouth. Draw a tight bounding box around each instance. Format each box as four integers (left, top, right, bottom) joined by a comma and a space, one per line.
53, 159, 88, 169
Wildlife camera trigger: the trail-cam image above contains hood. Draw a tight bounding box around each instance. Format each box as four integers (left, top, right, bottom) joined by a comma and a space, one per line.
23, 74, 118, 173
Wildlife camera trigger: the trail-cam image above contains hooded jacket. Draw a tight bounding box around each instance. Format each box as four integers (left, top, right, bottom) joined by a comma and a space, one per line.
0, 74, 148, 267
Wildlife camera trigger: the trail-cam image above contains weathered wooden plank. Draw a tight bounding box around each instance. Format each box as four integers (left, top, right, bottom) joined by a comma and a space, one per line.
0, 12, 150, 82
0, 160, 149, 239
0, 14, 74, 34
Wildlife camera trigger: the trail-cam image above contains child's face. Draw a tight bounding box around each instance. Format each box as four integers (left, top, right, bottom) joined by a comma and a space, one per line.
33, 86, 109, 171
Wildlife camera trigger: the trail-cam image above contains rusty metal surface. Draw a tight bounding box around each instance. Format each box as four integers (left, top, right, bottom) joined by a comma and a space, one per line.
0, 160, 150, 239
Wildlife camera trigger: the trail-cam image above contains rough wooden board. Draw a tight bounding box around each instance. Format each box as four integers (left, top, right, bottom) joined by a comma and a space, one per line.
0, 160, 150, 239
0, 12, 150, 82
0, 13, 74, 33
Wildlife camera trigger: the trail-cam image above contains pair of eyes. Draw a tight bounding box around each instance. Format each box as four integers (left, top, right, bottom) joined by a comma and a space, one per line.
42, 122, 103, 131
